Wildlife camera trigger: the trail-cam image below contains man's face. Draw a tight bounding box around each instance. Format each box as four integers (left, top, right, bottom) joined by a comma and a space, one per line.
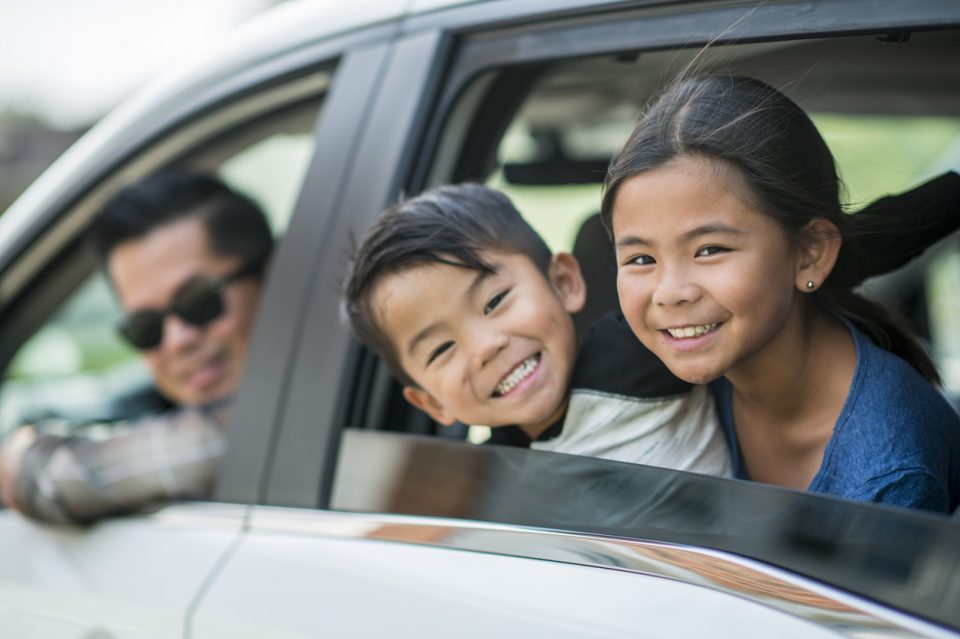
108, 216, 262, 407
373, 251, 585, 439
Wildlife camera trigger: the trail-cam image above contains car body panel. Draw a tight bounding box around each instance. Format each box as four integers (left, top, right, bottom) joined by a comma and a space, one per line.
195, 507, 847, 639
0, 504, 245, 638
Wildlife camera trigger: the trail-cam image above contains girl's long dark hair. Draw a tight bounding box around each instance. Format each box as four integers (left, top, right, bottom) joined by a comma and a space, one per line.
601, 75, 939, 384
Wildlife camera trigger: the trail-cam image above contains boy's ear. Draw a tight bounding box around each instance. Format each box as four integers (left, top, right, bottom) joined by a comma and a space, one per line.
402, 386, 458, 426
794, 218, 842, 293
548, 252, 587, 313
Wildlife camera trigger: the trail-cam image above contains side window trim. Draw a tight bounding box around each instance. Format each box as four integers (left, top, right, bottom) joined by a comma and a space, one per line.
215, 43, 397, 505
250, 29, 451, 509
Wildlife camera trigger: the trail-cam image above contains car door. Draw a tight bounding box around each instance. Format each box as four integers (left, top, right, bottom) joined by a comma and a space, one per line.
194, 1, 960, 637
0, 30, 352, 639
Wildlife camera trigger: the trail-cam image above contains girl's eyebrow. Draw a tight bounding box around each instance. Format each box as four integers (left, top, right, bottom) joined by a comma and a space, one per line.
681, 223, 743, 242
615, 223, 743, 250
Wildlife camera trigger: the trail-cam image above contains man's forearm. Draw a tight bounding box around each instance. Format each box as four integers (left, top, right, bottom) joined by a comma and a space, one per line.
5, 410, 226, 525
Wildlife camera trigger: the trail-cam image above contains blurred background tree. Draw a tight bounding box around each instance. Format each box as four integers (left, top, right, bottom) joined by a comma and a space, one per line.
0, 0, 281, 214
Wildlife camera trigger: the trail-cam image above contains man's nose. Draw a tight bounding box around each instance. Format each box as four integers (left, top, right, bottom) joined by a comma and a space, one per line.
651, 265, 702, 307
161, 313, 204, 352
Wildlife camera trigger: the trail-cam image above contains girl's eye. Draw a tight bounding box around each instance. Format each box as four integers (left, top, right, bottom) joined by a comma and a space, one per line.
696, 245, 730, 258
484, 290, 509, 315
625, 254, 656, 266
427, 341, 453, 365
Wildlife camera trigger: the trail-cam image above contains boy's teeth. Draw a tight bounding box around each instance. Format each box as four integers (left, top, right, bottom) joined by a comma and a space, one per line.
667, 323, 718, 339
494, 355, 539, 397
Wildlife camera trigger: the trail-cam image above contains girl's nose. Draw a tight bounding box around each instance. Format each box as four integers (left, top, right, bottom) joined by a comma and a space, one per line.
652, 267, 702, 307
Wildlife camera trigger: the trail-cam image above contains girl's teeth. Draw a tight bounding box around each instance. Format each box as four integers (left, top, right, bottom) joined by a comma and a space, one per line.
494, 355, 539, 396
667, 323, 718, 339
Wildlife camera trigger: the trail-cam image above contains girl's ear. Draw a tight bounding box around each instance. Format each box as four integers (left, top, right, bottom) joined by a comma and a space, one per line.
402, 386, 458, 426
795, 218, 842, 292
548, 252, 587, 313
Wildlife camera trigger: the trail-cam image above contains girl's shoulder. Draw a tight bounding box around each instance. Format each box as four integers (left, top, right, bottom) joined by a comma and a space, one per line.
849, 326, 957, 425
817, 326, 959, 511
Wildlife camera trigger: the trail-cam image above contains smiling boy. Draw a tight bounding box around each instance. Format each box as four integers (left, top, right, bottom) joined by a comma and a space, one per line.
344, 184, 732, 474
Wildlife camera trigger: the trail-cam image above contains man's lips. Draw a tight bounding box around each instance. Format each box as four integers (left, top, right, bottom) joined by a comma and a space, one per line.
182, 354, 228, 391
492, 353, 541, 398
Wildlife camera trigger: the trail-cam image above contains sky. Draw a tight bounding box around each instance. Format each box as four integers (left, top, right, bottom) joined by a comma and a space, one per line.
0, 0, 275, 129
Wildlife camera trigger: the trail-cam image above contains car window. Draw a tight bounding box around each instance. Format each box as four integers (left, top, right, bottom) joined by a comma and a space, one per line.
332, 25, 960, 494
0, 88, 327, 436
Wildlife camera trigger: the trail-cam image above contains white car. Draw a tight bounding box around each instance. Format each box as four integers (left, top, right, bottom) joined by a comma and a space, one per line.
1, 0, 959, 637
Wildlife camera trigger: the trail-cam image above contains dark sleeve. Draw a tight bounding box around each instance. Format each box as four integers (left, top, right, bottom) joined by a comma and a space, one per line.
571, 311, 691, 398
852, 171, 960, 283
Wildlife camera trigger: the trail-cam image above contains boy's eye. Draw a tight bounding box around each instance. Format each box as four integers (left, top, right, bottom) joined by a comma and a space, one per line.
695, 245, 730, 258
427, 341, 454, 365
625, 254, 655, 266
484, 290, 509, 315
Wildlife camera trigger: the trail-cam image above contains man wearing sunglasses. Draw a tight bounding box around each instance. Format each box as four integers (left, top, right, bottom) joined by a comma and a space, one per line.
0, 171, 272, 524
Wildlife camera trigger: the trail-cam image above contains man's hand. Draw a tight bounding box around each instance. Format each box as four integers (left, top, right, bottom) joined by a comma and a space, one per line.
0, 427, 39, 510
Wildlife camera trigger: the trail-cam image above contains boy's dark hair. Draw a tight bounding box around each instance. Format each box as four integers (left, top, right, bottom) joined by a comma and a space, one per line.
344, 183, 552, 387
89, 170, 274, 275
601, 74, 939, 383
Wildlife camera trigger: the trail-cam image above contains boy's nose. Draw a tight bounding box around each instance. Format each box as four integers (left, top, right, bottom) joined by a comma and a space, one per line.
652, 267, 702, 307
475, 330, 509, 368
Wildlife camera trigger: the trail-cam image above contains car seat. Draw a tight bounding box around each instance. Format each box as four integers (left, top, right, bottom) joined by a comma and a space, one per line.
571, 212, 619, 338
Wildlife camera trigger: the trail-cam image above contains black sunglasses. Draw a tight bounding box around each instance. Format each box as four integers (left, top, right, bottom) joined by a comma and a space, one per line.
117, 261, 260, 351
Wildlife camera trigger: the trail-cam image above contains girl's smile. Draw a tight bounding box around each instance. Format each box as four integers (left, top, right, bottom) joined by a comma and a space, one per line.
660, 322, 723, 353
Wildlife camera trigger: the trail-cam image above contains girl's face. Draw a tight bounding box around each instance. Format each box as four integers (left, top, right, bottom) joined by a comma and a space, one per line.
611, 156, 807, 385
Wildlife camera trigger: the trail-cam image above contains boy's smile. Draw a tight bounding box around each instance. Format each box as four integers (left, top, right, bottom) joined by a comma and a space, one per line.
373, 250, 585, 438
612, 156, 807, 385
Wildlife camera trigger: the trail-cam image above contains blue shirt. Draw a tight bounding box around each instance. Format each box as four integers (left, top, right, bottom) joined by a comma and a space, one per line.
712, 324, 960, 513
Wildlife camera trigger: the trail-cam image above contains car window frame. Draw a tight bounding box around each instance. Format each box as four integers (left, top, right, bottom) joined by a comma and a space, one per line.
0, 67, 338, 506
280, 0, 960, 508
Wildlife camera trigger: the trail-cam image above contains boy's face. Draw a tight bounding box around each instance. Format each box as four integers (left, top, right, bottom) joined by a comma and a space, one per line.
373, 251, 585, 439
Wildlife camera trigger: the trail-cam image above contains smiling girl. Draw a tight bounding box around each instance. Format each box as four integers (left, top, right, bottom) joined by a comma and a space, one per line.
601, 75, 960, 513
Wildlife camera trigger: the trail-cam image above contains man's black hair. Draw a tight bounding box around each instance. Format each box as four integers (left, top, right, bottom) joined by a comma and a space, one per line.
344, 183, 552, 387
89, 170, 273, 274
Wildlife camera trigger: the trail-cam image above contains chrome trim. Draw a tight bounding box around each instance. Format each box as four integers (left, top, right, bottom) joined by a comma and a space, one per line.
249, 506, 957, 638
132, 501, 252, 530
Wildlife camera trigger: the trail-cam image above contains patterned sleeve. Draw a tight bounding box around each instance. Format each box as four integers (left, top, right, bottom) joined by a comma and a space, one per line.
10, 409, 226, 525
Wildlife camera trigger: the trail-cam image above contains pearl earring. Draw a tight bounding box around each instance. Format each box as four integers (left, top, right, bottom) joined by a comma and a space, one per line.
806, 280, 815, 290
